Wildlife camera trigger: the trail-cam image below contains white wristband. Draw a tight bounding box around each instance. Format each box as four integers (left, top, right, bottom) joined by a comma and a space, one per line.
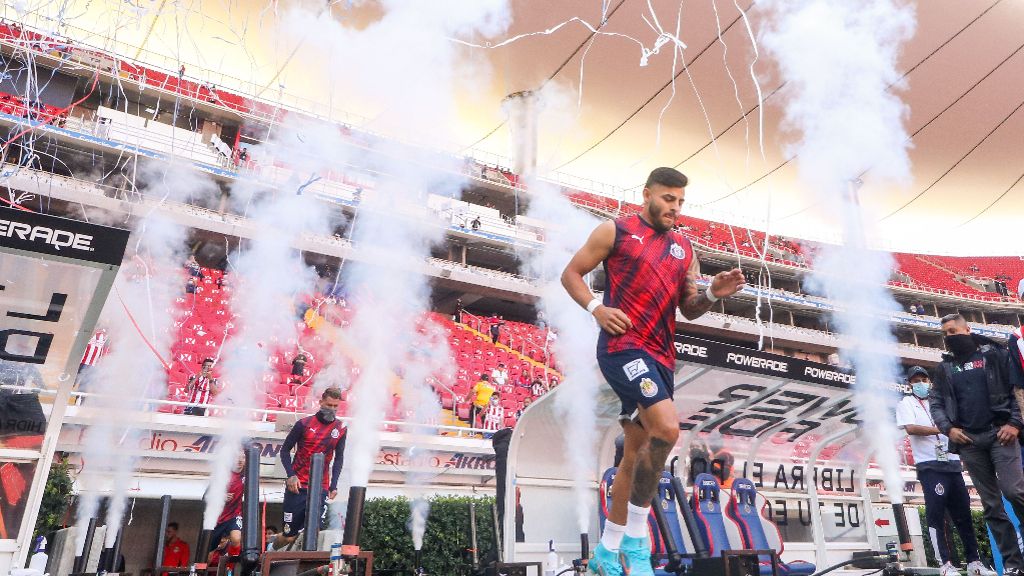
704, 286, 720, 303
586, 298, 603, 314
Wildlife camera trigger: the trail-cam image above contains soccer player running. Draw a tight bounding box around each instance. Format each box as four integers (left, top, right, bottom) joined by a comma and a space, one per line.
207, 452, 246, 563
276, 387, 347, 549
562, 167, 745, 576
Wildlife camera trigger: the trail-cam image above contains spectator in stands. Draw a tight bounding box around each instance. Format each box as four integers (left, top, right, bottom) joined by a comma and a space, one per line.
469, 374, 495, 427
535, 310, 547, 329
1018, 278, 1024, 301
516, 367, 532, 390
184, 358, 221, 416
77, 328, 107, 377
491, 362, 509, 386
531, 379, 546, 397
186, 276, 198, 294
162, 522, 190, 572
454, 298, 464, 323
517, 396, 533, 418
897, 366, 994, 576
471, 216, 481, 231
489, 319, 503, 344
290, 353, 309, 383
483, 393, 504, 435
277, 387, 347, 549
186, 255, 202, 277
178, 65, 185, 78
931, 314, 1024, 576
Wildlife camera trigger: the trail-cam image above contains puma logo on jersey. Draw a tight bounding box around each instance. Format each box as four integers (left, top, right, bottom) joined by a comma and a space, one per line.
630, 234, 644, 245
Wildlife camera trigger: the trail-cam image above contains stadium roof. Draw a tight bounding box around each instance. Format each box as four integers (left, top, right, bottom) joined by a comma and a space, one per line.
12, 1, 1023, 255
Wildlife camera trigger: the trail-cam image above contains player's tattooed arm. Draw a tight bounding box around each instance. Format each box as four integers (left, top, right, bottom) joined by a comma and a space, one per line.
680, 259, 746, 320
680, 258, 715, 320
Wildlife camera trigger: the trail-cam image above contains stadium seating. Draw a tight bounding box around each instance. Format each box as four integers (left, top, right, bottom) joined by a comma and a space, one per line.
153, 261, 561, 431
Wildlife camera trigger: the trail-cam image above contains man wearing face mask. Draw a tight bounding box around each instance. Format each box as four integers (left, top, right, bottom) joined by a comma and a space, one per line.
276, 387, 347, 549
931, 314, 1024, 576
898, 366, 993, 576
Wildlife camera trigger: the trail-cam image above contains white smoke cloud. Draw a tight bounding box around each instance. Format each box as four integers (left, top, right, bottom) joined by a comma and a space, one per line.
521, 183, 601, 532
75, 158, 204, 550
400, 322, 451, 549
271, 1, 510, 503
204, 118, 341, 529
506, 85, 602, 533
761, 0, 916, 503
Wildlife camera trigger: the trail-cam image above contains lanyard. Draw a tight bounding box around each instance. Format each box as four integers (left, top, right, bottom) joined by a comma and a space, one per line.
916, 398, 945, 449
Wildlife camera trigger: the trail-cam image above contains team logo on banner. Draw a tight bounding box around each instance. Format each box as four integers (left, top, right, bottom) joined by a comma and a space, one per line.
639, 378, 658, 398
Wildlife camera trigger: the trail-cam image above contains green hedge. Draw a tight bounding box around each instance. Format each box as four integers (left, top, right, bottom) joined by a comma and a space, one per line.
361, 495, 496, 576
918, 506, 993, 567
33, 457, 73, 542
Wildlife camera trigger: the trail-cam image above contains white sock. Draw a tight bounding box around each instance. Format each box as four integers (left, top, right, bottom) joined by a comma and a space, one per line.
625, 503, 650, 539
600, 521, 625, 551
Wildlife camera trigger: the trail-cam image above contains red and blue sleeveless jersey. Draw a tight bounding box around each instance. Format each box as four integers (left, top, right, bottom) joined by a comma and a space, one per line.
217, 470, 244, 524
598, 215, 694, 369
290, 415, 346, 490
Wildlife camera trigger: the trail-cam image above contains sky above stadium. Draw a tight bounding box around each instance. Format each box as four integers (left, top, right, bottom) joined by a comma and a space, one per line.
7, 0, 1023, 256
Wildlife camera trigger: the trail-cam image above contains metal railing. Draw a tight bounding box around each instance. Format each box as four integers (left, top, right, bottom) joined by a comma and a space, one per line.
4, 384, 495, 437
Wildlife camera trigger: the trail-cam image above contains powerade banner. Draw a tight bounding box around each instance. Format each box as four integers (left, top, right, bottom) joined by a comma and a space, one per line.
675, 336, 855, 388
0, 206, 129, 265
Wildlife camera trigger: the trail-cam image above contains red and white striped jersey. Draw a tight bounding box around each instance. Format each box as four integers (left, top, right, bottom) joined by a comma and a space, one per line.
187, 374, 218, 406
81, 331, 107, 366
483, 404, 505, 431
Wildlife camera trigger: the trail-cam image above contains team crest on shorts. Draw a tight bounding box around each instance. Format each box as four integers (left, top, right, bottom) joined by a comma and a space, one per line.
331, 428, 340, 439
670, 243, 685, 259
935, 483, 944, 496
639, 378, 658, 398
623, 358, 649, 381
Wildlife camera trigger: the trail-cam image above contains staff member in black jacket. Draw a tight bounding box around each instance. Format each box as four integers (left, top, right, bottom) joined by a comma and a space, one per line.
931, 314, 1024, 576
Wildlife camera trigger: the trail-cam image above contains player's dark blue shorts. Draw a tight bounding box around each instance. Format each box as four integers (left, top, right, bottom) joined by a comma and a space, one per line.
598, 349, 674, 420
209, 516, 242, 551
282, 488, 328, 537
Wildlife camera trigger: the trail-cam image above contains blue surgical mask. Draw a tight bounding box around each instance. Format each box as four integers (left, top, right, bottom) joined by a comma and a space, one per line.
912, 383, 929, 399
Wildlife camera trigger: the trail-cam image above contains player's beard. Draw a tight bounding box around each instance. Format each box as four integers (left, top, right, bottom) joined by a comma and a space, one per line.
646, 204, 673, 232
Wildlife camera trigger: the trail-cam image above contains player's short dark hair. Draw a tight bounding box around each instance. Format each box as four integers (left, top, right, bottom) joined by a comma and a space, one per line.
167, 522, 179, 530
645, 167, 688, 189
480, 374, 489, 381
940, 313, 966, 325
321, 387, 342, 400
202, 358, 214, 365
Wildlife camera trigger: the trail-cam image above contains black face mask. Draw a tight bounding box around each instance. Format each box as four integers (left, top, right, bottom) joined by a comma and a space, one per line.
317, 407, 336, 423
944, 334, 977, 357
